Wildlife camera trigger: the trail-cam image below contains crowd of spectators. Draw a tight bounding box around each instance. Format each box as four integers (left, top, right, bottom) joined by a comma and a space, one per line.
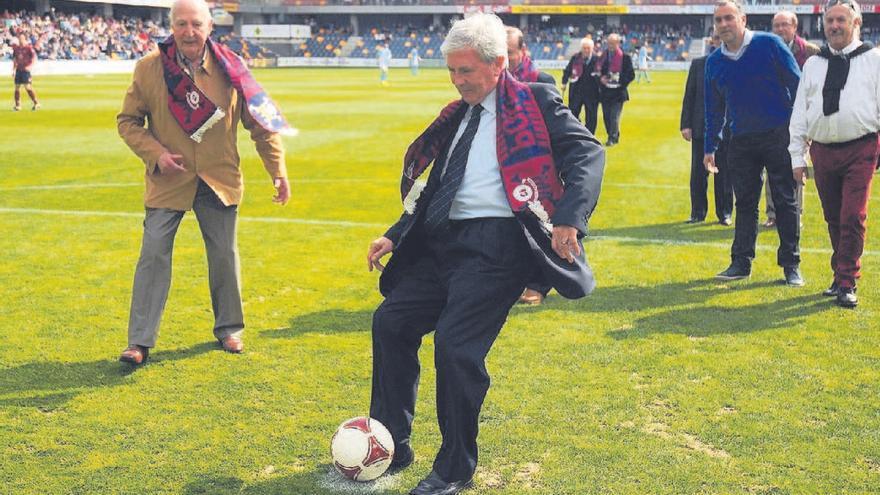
1, 9, 168, 61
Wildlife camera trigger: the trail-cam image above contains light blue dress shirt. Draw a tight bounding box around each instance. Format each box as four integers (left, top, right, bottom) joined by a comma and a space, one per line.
444, 89, 514, 220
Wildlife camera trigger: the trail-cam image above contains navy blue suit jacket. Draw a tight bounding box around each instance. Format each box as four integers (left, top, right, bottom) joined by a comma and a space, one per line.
380, 83, 605, 299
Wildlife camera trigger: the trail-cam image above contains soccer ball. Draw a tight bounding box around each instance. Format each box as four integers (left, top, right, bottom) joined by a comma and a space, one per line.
330, 417, 395, 482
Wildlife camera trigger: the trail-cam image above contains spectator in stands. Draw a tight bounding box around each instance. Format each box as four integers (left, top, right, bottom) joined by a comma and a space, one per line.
789, 0, 878, 307
681, 30, 732, 225
12, 33, 40, 111
635, 44, 651, 83
704, 0, 803, 285
562, 37, 601, 135
377, 40, 391, 85
597, 33, 634, 147
505, 26, 554, 84
116, 0, 292, 365
762, 10, 819, 229
367, 13, 603, 495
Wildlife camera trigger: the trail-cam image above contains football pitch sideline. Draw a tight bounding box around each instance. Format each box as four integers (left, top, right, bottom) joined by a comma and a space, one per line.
0, 68, 878, 494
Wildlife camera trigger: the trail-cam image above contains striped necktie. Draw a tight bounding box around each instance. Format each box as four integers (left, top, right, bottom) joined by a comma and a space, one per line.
422, 103, 483, 234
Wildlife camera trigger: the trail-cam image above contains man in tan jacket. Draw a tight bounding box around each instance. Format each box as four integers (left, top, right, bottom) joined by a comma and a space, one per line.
117, 0, 290, 364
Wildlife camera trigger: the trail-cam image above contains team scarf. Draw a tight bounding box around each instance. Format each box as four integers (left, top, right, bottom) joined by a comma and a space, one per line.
569, 52, 586, 82
159, 36, 296, 143
400, 70, 563, 226
817, 41, 874, 116
791, 36, 811, 69
513, 54, 540, 83
598, 45, 624, 74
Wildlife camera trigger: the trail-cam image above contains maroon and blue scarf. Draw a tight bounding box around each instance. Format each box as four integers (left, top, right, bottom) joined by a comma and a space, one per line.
570, 52, 585, 82
159, 36, 295, 143
513, 54, 540, 83
402, 70, 563, 222
598, 45, 623, 74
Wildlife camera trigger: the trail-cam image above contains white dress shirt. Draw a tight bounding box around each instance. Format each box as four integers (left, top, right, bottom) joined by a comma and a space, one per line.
444, 89, 514, 220
721, 30, 753, 61
789, 39, 880, 168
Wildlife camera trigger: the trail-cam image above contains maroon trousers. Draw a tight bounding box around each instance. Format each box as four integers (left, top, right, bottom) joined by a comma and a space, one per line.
809, 134, 879, 289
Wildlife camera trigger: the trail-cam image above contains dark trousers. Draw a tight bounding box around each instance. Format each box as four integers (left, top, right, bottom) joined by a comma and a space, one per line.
370, 218, 531, 482
690, 137, 734, 221
810, 134, 879, 289
727, 126, 800, 267
601, 100, 623, 144
569, 90, 599, 135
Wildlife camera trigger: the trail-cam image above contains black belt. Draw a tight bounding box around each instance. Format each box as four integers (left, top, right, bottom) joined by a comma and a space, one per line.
814, 132, 878, 149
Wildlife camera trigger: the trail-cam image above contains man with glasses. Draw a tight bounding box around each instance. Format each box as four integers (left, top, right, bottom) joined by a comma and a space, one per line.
761, 11, 820, 229
789, 0, 879, 307
704, 0, 804, 286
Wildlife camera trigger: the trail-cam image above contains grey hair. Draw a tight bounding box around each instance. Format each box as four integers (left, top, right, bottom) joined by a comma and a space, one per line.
825, 0, 863, 21
441, 13, 508, 67
581, 37, 594, 47
773, 10, 798, 26
715, 0, 745, 14
170, 0, 212, 23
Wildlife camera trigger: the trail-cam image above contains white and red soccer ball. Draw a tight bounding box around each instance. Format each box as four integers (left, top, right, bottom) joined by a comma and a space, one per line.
330, 416, 395, 482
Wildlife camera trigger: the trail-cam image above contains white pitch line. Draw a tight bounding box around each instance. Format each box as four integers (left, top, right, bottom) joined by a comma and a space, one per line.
1, 206, 877, 257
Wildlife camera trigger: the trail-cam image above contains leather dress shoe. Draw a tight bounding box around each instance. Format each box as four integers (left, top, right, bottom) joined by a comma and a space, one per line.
684, 217, 703, 224
822, 281, 839, 297
783, 266, 805, 287
518, 288, 545, 305
119, 345, 148, 365
388, 444, 414, 473
762, 218, 776, 228
219, 335, 244, 353
409, 471, 473, 495
836, 287, 858, 308
719, 216, 732, 226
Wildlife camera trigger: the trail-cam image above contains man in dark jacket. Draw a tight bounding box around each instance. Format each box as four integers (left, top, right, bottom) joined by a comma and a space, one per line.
597, 33, 635, 146
562, 37, 602, 134
680, 32, 734, 225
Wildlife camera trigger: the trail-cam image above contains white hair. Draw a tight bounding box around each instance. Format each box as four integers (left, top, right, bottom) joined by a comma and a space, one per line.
441, 13, 508, 67
170, 0, 212, 23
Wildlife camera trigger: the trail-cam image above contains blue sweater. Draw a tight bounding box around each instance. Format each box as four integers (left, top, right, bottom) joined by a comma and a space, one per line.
703, 32, 801, 154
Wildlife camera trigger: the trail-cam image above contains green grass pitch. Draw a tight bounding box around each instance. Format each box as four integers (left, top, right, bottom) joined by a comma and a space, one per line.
0, 68, 878, 494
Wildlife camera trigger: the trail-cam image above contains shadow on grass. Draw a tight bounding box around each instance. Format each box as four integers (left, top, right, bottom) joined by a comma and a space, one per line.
589, 220, 737, 245
0, 342, 217, 410
183, 464, 404, 494
262, 309, 373, 339
607, 293, 834, 339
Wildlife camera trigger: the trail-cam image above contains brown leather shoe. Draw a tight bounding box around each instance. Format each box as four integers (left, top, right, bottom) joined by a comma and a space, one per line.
518, 288, 545, 305
119, 345, 148, 365
219, 335, 244, 353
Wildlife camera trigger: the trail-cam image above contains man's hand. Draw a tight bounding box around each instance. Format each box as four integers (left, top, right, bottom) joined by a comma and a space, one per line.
681, 128, 692, 142
551, 225, 581, 264
157, 152, 186, 174
273, 177, 290, 205
703, 153, 718, 174
793, 167, 808, 186
367, 236, 394, 272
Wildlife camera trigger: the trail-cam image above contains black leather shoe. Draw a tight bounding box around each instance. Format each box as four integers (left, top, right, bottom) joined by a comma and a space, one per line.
409, 471, 473, 495
684, 217, 703, 224
388, 444, 414, 472
783, 266, 805, 287
719, 216, 732, 226
822, 281, 839, 297
836, 287, 858, 308
716, 261, 751, 281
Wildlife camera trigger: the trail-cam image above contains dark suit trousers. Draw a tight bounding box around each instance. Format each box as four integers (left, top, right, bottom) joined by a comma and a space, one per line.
602, 100, 623, 143
690, 137, 734, 221
727, 126, 800, 267
810, 135, 879, 289
569, 88, 599, 135
370, 218, 532, 482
